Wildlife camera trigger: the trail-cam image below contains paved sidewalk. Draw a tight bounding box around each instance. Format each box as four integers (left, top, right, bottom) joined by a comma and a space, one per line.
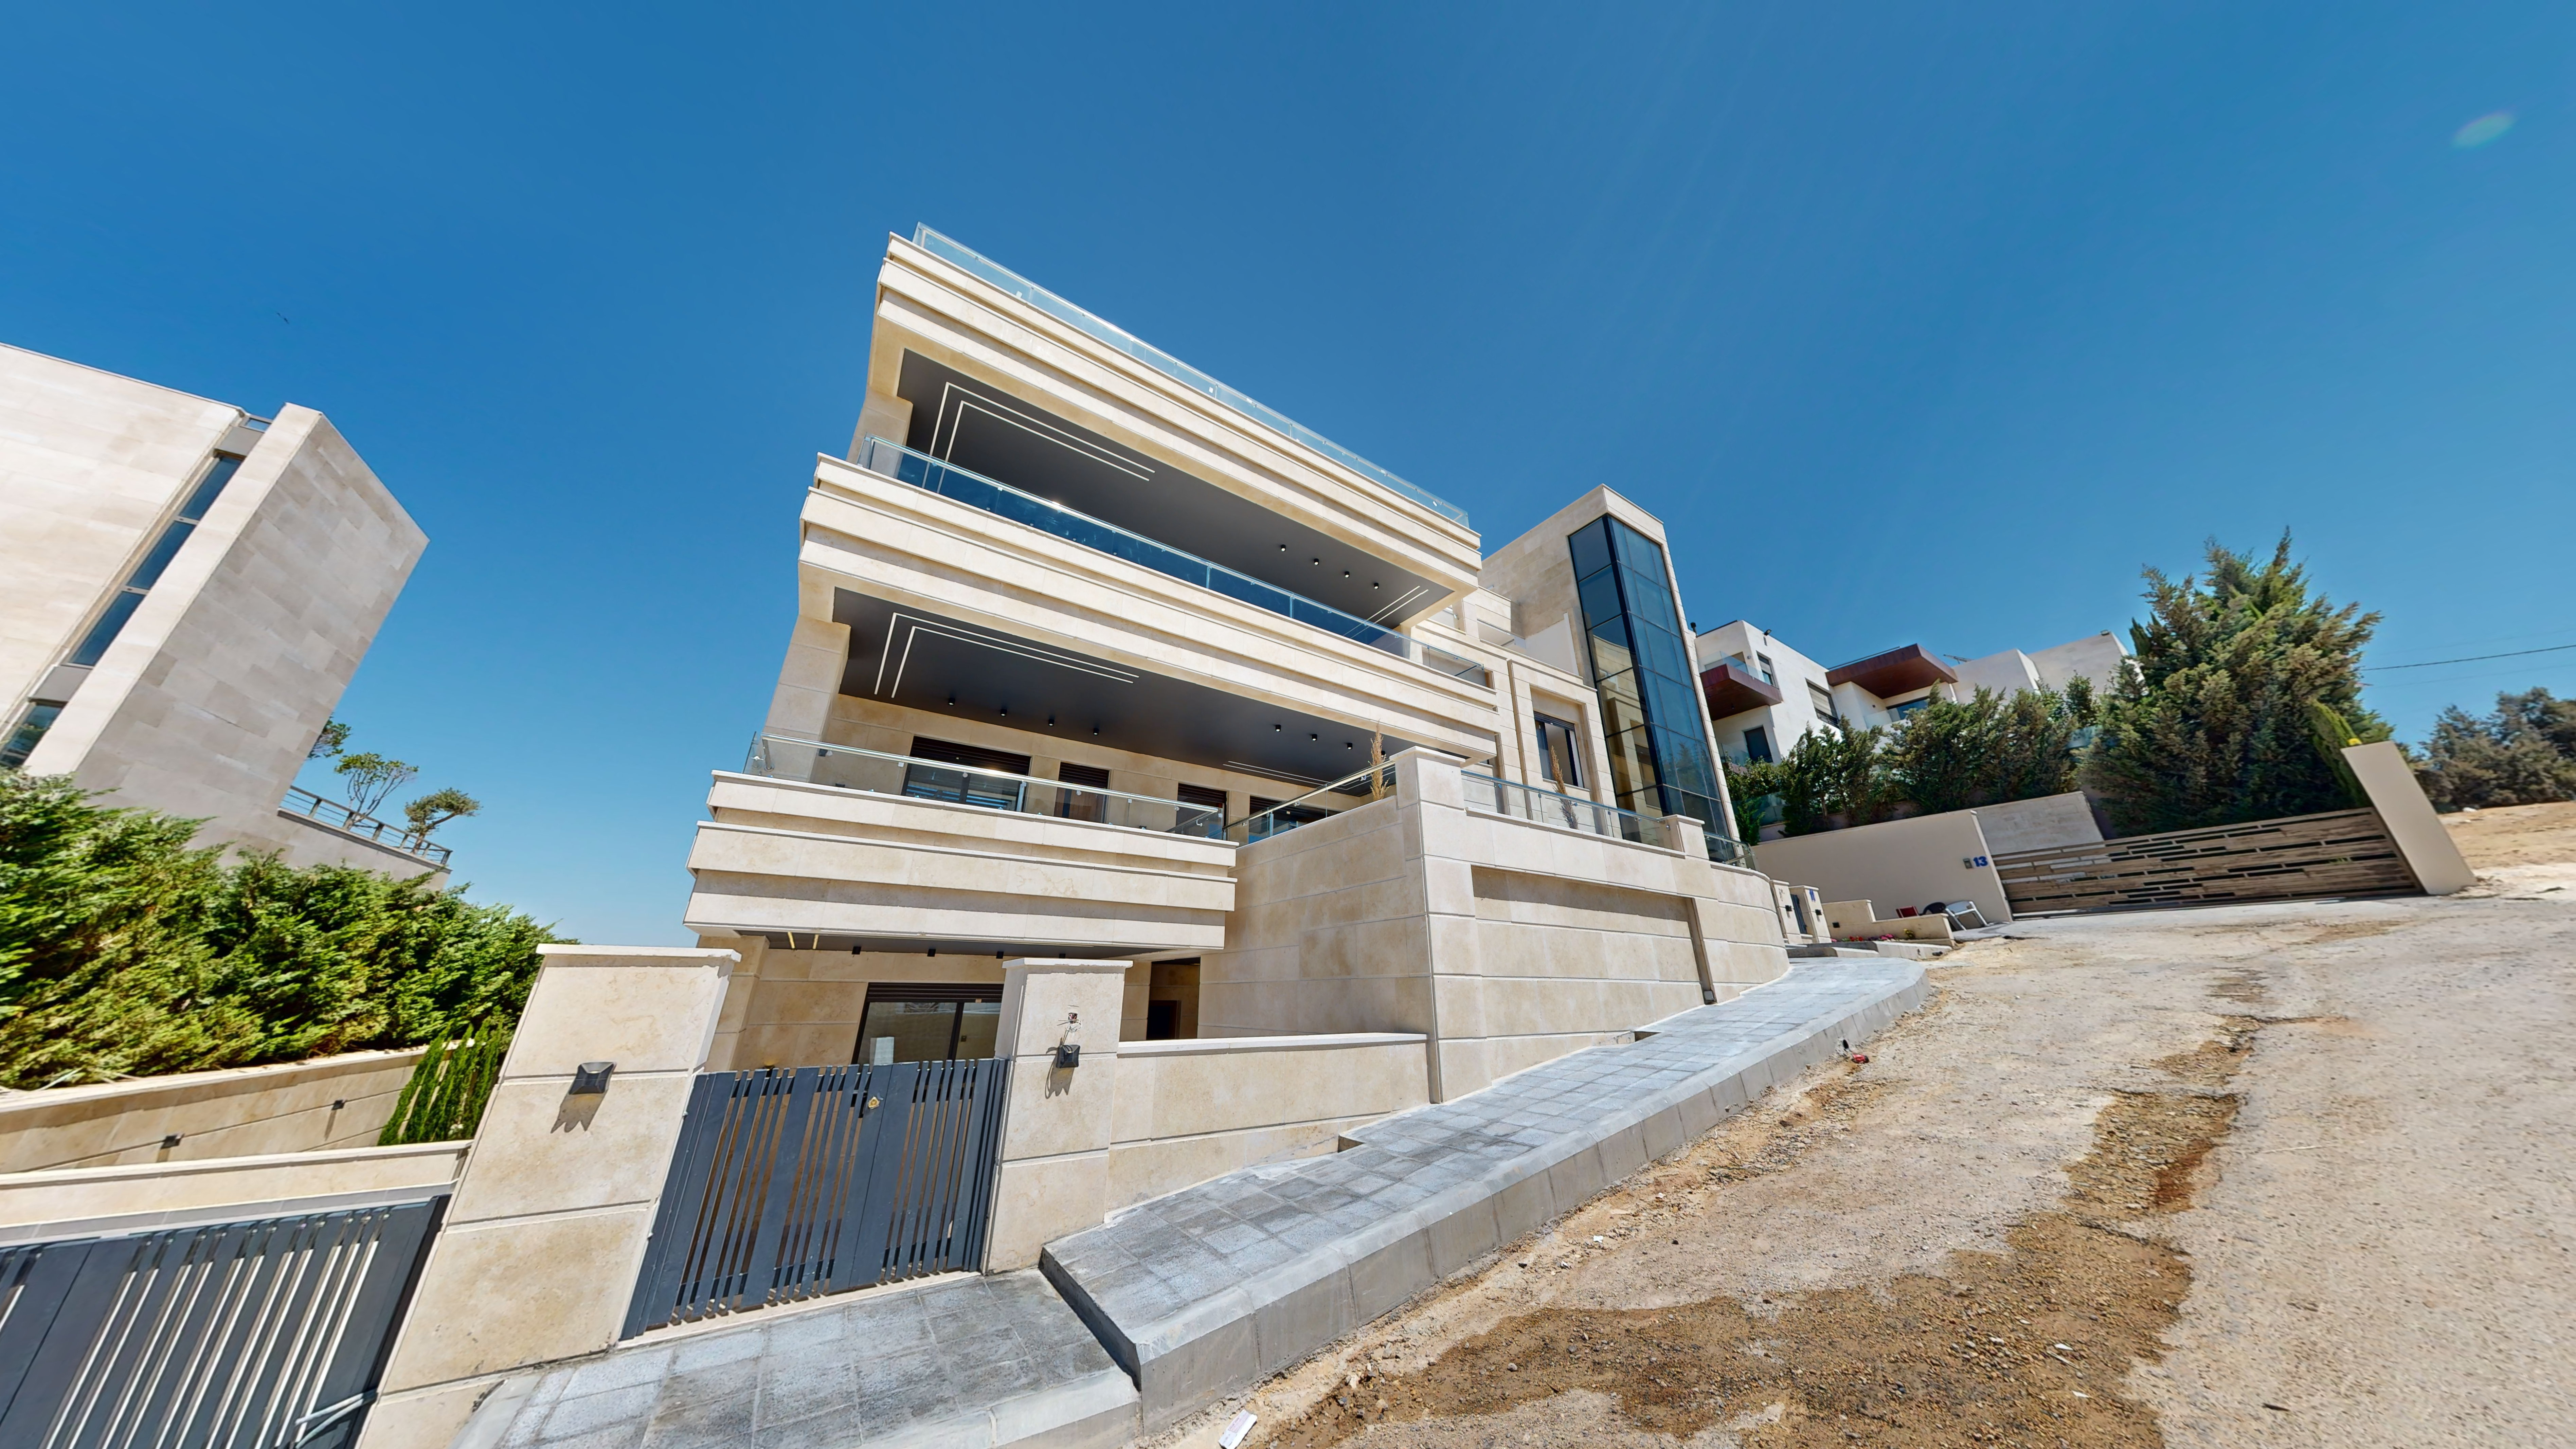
1042, 959, 1928, 1429
469, 959, 1926, 1449
475, 1271, 1134, 1449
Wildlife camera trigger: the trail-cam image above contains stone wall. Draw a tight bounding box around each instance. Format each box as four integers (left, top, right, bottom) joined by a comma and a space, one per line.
1201, 749, 1788, 1101
0, 1048, 425, 1173
26, 404, 426, 866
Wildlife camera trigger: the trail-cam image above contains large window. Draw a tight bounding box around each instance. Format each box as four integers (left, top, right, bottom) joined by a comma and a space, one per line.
854, 982, 1004, 1064
1567, 516, 1726, 838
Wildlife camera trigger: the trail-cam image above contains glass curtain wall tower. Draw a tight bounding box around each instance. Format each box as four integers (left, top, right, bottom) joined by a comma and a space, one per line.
1568, 515, 1724, 834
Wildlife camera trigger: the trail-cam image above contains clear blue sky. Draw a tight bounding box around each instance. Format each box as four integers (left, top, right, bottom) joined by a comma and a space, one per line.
5, 3, 2569, 943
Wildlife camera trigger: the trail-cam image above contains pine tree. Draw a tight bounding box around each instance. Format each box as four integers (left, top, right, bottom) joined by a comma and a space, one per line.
2414, 688, 2576, 810
2085, 533, 2388, 834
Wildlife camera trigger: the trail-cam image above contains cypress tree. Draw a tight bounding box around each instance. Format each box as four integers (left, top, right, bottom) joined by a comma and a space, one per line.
0, 771, 561, 1089
2085, 533, 2388, 834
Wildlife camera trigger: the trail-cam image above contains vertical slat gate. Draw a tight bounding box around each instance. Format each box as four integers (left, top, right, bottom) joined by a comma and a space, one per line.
0, 1198, 442, 1449
623, 1057, 1012, 1336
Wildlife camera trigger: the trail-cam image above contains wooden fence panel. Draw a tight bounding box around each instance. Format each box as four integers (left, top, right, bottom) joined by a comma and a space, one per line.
1995, 807, 2419, 915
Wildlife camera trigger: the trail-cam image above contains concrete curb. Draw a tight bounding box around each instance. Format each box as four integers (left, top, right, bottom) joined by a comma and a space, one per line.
1043, 962, 1932, 1430
870, 1365, 1139, 1449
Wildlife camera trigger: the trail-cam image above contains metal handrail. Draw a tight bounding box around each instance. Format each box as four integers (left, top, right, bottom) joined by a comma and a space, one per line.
909, 227, 1469, 527
854, 436, 1450, 668
280, 786, 453, 867
744, 735, 1231, 838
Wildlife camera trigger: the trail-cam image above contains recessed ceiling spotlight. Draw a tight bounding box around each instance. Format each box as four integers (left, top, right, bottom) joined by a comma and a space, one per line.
1310, 733, 1319, 741
1279, 543, 1288, 552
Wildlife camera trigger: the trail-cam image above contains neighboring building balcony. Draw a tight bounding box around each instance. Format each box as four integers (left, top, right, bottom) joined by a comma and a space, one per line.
1825, 644, 1957, 700
276, 786, 453, 869
684, 737, 1239, 957
1698, 657, 1784, 719
853, 436, 1488, 686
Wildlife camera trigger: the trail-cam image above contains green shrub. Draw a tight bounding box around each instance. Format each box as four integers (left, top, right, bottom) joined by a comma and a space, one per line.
0, 772, 563, 1090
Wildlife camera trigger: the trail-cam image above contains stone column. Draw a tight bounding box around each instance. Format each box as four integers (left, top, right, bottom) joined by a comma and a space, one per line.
1392, 747, 1481, 1104
2343, 741, 2476, 893
357, 946, 737, 1449
982, 959, 1131, 1271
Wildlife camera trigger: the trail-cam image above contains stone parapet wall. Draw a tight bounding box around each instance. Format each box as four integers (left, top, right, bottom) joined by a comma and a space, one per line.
0, 1047, 426, 1174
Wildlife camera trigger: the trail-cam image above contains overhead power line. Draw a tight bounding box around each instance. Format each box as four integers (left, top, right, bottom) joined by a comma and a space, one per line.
2368, 641, 2576, 672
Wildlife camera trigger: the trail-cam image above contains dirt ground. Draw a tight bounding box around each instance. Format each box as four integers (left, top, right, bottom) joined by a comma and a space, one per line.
1152, 808, 2576, 1448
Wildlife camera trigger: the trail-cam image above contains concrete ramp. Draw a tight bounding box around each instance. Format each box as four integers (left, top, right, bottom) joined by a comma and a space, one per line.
1040, 960, 1929, 1431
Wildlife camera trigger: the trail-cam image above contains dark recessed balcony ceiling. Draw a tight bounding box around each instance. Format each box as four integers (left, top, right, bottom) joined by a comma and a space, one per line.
894, 354, 1447, 627
1825, 644, 1958, 700
831, 589, 1415, 792
1700, 661, 1784, 719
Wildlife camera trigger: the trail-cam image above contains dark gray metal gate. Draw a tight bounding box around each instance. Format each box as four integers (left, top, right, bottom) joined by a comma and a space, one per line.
624, 1057, 1009, 1336
0, 1197, 444, 1449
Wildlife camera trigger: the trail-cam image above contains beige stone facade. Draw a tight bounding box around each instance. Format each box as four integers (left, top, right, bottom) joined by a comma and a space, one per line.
686, 229, 1787, 1113
0, 342, 433, 872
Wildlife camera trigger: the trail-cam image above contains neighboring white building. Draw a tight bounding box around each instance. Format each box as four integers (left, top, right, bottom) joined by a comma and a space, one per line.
1694, 619, 2129, 765
682, 228, 1784, 1104
0, 343, 436, 873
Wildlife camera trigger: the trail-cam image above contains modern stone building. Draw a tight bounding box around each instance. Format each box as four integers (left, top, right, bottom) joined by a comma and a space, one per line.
0, 342, 434, 872
685, 229, 1788, 1103
1696, 618, 2131, 767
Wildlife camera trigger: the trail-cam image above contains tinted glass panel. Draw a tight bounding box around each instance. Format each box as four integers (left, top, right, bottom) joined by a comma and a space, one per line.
123, 522, 196, 591
955, 999, 1002, 1058
1588, 628, 1634, 681
69, 591, 146, 667
1633, 622, 1691, 684
1620, 566, 1675, 624
1649, 674, 1710, 736
857, 1000, 960, 1064
175, 456, 241, 523
1611, 519, 1665, 576
1568, 518, 1614, 581
1601, 689, 1649, 740
1576, 570, 1625, 631
1652, 728, 1718, 795
1603, 726, 1659, 797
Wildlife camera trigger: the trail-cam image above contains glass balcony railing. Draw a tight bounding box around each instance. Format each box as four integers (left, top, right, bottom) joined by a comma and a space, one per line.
1460, 774, 1751, 864
853, 436, 1488, 687
743, 735, 1230, 838
909, 227, 1469, 528
1224, 760, 1394, 845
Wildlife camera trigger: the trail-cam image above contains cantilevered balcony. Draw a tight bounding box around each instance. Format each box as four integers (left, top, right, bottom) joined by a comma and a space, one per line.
1699, 658, 1785, 719
855, 436, 1487, 685
686, 738, 1240, 957
744, 736, 1227, 836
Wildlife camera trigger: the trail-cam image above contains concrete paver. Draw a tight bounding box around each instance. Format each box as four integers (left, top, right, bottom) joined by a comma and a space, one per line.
1043, 960, 1927, 1429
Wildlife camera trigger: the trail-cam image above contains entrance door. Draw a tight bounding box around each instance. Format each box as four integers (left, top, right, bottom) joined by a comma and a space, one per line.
854, 982, 1004, 1064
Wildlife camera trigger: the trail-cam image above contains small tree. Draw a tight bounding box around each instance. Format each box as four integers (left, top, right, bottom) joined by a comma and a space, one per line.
2085, 533, 2388, 834
401, 788, 481, 844
1725, 759, 1786, 846
2414, 687, 2576, 810
308, 719, 350, 760
1880, 692, 2003, 816
1777, 723, 1885, 836
335, 752, 417, 817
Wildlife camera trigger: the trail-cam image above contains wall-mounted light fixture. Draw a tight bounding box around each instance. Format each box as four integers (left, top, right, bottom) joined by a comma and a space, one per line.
571, 1062, 615, 1094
